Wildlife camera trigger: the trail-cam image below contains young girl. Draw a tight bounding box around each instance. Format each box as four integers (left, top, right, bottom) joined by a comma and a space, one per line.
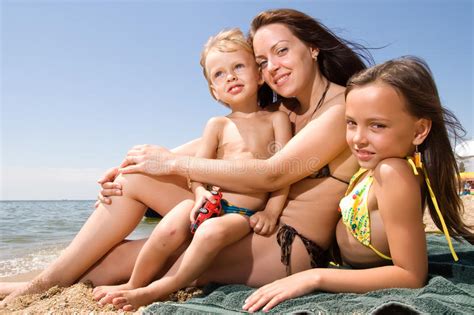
92, 28, 292, 311
243, 56, 474, 312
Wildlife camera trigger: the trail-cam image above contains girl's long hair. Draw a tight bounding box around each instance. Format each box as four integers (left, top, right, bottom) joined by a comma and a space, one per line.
249, 8, 373, 106
346, 56, 473, 244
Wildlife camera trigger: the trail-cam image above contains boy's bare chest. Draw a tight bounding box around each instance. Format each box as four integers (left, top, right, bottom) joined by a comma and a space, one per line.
217, 117, 275, 160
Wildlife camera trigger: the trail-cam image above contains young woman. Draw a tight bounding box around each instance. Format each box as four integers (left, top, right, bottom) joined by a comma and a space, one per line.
1, 9, 370, 308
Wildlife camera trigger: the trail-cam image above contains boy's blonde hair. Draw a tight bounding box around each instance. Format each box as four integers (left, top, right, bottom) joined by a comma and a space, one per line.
200, 28, 254, 101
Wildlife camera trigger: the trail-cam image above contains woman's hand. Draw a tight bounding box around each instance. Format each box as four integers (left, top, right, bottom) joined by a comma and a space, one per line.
249, 211, 279, 236
119, 144, 175, 176
242, 270, 319, 312
94, 167, 122, 208
189, 188, 215, 223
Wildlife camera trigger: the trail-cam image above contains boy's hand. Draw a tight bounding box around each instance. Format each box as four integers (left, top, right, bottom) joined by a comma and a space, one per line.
189, 189, 215, 223
250, 211, 279, 235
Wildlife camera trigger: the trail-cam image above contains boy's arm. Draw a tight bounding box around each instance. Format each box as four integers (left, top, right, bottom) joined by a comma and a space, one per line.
251, 112, 292, 235
189, 117, 223, 221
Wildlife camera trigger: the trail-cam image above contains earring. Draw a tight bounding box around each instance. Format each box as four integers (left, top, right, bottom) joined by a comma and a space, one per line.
414, 145, 423, 168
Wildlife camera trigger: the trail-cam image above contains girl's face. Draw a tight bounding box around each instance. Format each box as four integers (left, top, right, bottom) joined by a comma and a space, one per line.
252, 23, 317, 98
345, 83, 422, 170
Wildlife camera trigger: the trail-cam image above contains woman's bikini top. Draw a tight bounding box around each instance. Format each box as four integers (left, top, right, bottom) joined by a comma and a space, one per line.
338, 157, 459, 262
307, 164, 349, 184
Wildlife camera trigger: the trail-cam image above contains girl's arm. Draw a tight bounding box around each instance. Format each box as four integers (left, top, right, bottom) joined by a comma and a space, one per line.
243, 158, 428, 312
251, 112, 292, 235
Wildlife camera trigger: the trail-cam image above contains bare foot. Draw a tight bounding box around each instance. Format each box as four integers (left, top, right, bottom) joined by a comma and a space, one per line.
0, 282, 27, 297
94, 283, 134, 305
0, 278, 52, 307
109, 288, 165, 311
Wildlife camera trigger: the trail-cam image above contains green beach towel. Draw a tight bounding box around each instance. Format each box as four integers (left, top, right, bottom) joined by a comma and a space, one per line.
144, 235, 474, 314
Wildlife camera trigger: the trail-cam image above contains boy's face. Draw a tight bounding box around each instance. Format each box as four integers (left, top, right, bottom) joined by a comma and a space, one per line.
205, 48, 263, 107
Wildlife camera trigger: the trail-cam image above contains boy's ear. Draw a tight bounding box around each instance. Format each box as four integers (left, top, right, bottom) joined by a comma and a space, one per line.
210, 85, 219, 101
413, 118, 432, 145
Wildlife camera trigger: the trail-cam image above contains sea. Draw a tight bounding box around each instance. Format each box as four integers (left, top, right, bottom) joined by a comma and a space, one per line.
0, 200, 159, 277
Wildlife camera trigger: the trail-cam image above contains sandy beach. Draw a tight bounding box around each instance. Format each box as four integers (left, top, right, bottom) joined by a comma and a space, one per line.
1, 195, 473, 314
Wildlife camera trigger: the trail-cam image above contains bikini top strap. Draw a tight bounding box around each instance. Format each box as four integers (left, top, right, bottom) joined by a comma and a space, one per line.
344, 168, 369, 196
406, 157, 459, 261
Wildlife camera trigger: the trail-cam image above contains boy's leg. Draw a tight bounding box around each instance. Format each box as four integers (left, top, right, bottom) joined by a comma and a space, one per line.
128, 199, 194, 287
109, 214, 251, 310
93, 199, 193, 302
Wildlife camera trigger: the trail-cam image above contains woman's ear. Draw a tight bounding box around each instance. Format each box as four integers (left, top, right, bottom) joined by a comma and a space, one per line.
257, 72, 264, 86
413, 118, 432, 145
310, 47, 320, 60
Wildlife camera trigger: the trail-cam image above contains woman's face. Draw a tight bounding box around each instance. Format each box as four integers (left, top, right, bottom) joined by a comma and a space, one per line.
252, 23, 317, 98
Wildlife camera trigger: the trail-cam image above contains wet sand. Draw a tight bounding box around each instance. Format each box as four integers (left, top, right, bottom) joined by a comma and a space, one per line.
1, 195, 473, 314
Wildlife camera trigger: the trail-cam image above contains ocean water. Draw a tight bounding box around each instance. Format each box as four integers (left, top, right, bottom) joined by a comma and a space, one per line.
0, 200, 159, 277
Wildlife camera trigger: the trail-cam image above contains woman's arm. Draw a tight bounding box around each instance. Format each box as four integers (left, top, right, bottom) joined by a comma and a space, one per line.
121, 103, 347, 193
187, 104, 347, 192
242, 158, 428, 312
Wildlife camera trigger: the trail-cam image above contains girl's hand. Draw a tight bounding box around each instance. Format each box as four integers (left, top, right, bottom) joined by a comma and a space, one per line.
94, 167, 122, 208
189, 189, 215, 223
249, 211, 278, 235
119, 144, 175, 176
242, 270, 318, 312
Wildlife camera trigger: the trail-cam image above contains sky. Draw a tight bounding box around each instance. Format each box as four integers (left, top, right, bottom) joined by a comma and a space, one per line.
1, 0, 473, 200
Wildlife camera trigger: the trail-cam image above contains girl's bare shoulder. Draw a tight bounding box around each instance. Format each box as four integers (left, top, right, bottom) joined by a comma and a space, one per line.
373, 158, 420, 189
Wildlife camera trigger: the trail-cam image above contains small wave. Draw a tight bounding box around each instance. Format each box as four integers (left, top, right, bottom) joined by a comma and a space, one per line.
0, 246, 66, 277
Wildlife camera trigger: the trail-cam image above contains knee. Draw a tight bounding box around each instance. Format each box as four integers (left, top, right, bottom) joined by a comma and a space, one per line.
150, 221, 187, 245
113, 173, 147, 198
192, 220, 227, 250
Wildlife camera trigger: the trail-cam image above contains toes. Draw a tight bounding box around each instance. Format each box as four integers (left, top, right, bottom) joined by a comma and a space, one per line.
123, 304, 136, 312
93, 289, 106, 301
112, 296, 128, 310
98, 294, 114, 306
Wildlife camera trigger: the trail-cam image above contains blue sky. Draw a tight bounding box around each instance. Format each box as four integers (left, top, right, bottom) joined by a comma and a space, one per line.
1, 0, 472, 200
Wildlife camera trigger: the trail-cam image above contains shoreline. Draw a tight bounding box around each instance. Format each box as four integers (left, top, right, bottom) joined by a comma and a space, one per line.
1, 195, 472, 313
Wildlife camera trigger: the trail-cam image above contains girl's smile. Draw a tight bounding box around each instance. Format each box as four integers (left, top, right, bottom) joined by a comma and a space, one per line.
345, 82, 420, 169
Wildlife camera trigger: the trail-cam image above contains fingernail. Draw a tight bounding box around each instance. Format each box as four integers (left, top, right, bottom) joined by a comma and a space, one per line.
116, 190, 122, 195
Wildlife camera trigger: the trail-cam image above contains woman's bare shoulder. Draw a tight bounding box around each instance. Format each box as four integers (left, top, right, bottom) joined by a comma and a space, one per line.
325, 83, 346, 106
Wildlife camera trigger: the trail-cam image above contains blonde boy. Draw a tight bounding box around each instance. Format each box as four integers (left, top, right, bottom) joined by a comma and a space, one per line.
94, 28, 292, 311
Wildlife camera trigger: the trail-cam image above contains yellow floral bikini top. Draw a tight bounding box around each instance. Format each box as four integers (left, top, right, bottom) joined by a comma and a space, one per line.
338, 157, 459, 262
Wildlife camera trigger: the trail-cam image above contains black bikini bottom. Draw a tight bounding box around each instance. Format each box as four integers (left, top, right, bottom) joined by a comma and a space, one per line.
276, 224, 329, 276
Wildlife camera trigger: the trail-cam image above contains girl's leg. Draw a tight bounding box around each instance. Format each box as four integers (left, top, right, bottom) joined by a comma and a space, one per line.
93, 199, 193, 301
108, 214, 251, 310
1, 173, 192, 305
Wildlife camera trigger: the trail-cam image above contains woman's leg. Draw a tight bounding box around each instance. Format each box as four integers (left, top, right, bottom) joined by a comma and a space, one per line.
92, 199, 193, 301
1, 173, 193, 305
108, 214, 252, 310
198, 229, 313, 287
